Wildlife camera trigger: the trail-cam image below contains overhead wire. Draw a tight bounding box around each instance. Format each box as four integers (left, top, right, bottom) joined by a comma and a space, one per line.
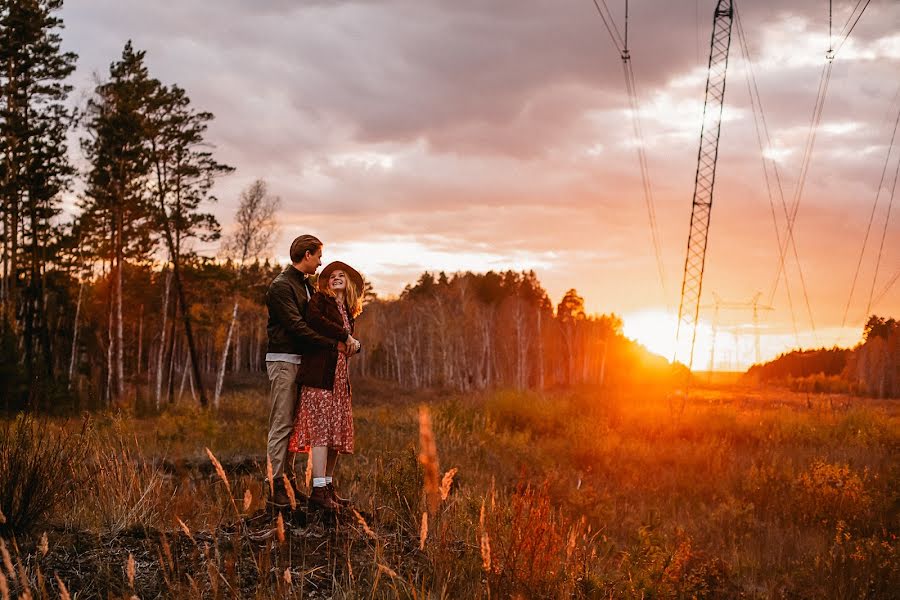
840, 99, 900, 330
871, 268, 899, 308
621, 1, 670, 311
590, 0, 625, 53
771, 0, 874, 302
864, 140, 900, 318
765, 0, 874, 341
767, 58, 831, 334
734, 5, 802, 346
833, 0, 873, 55
588, 0, 669, 309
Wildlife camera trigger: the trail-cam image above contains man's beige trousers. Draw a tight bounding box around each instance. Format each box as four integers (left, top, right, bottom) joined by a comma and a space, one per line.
266, 361, 299, 480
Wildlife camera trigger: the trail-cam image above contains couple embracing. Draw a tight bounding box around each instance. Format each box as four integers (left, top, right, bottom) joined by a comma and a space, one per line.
264, 234, 364, 513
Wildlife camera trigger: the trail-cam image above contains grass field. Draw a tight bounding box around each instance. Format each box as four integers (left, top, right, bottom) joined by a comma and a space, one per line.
1, 378, 898, 598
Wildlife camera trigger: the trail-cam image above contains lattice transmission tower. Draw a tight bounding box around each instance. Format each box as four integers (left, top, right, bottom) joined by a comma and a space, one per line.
674, 0, 735, 371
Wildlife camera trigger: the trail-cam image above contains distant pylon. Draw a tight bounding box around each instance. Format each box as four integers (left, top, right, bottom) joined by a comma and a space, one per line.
703, 292, 775, 369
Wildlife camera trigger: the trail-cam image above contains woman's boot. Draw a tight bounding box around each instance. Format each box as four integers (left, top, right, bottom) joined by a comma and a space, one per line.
308, 485, 340, 511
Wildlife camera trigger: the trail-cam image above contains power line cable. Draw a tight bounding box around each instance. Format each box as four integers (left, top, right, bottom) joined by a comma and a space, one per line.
620, 1, 669, 310
872, 268, 899, 308
833, 0, 872, 55
587, 0, 669, 308
829, 0, 833, 55
840, 100, 900, 329
764, 0, 874, 340
865, 141, 900, 318
772, 0, 874, 294
734, 6, 802, 346
590, 0, 624, 52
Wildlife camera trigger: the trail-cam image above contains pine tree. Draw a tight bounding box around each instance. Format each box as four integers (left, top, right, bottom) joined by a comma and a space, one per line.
147, 82, 233, 407
80, 41, 157, 403
0, 0, 77, 382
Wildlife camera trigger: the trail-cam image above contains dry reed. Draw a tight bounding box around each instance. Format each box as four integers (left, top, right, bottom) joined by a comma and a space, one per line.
419, 512, 428, 550
53, 575, 68, 600
418, 405, 441, 514
126, 553, 135, 588
440, 467, 457, 501
205, 447, 231, 495
176, 516, 195, 544
0, 540, 13, 582
282, 474, 297, 510
377, 563, 399, 579
352, 508, 376, 538
275, 513, 285, 544
480, 500, 491, 572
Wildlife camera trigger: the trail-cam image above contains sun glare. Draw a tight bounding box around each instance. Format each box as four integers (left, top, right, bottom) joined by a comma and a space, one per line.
622, 310, 679, 361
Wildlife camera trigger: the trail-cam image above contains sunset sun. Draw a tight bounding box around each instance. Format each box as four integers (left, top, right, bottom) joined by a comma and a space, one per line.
622, 310, 678, 360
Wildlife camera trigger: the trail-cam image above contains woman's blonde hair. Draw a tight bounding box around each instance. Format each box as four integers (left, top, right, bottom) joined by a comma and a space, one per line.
318, 270, 363, 317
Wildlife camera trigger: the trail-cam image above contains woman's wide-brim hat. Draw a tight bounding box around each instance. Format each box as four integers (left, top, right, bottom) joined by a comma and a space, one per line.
318, 261, 364, 292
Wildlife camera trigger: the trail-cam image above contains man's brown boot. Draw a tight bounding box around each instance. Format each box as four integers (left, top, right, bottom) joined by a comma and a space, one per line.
268, 479, 291, 511
308, 485, 341, 512
326, 483, 352, 507
286, 476, 308, 503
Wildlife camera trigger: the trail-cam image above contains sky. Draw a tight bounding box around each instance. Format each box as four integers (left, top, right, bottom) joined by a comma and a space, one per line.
58, 0, 900, 369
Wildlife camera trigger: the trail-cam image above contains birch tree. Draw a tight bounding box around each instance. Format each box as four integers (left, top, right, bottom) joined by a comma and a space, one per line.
214, 179, 279, 407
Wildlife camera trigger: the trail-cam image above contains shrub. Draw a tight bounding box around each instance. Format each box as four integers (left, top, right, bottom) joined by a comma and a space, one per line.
796, 460, 872, 526
0, 414, 88, 535
76, 432, 169, 535
800, 521, 900, 598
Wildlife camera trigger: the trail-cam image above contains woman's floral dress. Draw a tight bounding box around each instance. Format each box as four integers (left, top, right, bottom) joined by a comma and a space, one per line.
289, 300, 354, 454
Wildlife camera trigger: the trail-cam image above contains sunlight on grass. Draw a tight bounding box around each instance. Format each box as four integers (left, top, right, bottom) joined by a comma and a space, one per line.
1, 381, 897, 596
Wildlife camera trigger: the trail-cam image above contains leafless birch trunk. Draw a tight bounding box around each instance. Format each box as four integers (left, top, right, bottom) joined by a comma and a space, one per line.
68, 278, 84, 386
214, 179, 279, 408
155, 268, 172, 409
137, 304, 143, 376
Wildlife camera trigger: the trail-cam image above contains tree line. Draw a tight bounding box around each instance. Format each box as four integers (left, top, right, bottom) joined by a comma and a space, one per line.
745, 316, 899, 398
351, 271, 673, 391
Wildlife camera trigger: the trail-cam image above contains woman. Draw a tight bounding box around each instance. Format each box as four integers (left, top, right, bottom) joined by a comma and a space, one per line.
288, 261, 363, 511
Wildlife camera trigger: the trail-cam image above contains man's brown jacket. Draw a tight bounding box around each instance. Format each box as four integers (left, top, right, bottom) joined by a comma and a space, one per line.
265, 266, 347, 355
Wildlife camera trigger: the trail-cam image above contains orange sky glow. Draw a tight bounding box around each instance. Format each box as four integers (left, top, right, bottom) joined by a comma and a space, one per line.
59, 0, 899, 370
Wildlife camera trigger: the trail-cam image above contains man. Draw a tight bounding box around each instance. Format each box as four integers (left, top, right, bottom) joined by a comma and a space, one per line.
265, 234, 358, 508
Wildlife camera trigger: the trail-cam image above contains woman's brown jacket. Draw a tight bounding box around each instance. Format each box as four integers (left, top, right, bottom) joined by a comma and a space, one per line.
297, 291, 355, 390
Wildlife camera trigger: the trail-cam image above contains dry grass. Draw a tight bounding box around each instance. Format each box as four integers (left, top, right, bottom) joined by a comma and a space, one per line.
0, 378, 898, 598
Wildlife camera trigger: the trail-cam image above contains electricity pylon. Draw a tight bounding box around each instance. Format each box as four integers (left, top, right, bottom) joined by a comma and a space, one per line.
704, 292, 775, 371
674, 0, 734, 372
